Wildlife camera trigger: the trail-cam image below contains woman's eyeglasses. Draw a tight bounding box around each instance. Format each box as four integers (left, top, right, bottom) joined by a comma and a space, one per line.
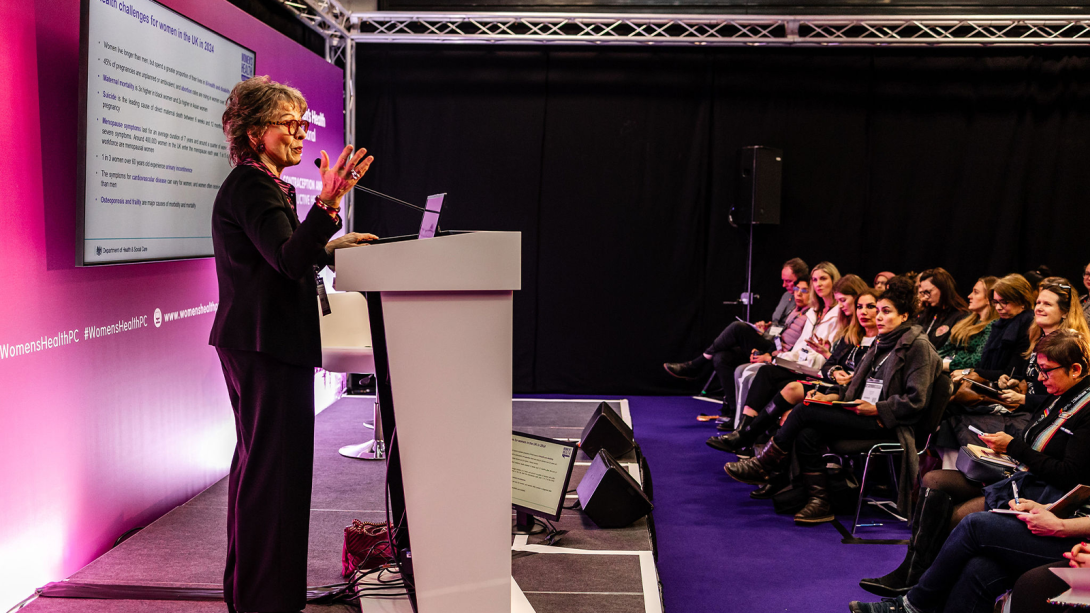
1038, 364, 1066, 379
267, 119, 310, 135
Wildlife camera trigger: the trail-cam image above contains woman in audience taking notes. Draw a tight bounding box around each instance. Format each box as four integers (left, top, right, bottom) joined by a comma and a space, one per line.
938, 278, 1090, 452
724, 277, 941, 525
851, 330, 1090, 613
209, 76, 378, 613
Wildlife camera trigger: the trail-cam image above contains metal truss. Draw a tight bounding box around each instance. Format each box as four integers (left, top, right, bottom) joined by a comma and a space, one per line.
340, 12, 1090, 46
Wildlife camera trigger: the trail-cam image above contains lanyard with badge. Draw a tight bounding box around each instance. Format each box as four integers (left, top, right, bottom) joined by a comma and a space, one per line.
861, 349, 893, 404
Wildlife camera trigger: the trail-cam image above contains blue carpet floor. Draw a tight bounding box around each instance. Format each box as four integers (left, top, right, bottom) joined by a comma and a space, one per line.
542, 394, 914, 613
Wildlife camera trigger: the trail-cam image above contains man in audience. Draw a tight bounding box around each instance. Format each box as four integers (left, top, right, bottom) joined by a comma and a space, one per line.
664, 258, 809, 419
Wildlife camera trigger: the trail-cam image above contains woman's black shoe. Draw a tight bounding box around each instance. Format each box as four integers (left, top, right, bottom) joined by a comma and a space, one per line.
859, 559, 912, 597
663, 359, 708, 380
706, 431, 745, 453
750, 483, 775, 499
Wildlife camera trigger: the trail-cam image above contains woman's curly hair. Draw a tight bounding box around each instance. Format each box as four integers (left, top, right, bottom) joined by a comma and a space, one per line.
222, 76, 307, 166
879, 275, 920, 318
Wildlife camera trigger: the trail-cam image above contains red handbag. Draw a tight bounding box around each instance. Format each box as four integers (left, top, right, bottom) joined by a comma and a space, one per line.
341, 520, 396, 576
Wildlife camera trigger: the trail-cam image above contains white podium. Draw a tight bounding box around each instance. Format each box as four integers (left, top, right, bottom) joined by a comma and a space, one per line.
334, 231, 521, 613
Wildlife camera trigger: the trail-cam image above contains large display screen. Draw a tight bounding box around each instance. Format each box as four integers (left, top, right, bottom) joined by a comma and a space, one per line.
78, 0, 256, 265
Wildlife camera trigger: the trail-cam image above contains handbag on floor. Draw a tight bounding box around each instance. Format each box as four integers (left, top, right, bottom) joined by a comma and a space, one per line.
342, 519, 396, 576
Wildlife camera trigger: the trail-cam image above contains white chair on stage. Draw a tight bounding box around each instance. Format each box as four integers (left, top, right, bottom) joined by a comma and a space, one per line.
318, 291, 382, 460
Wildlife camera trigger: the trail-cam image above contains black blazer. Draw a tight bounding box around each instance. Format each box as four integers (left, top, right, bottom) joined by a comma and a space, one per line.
209, 164, 341, 368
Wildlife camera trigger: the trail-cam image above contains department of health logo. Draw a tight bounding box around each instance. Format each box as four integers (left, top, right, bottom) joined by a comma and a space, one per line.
96, 246, 102, 256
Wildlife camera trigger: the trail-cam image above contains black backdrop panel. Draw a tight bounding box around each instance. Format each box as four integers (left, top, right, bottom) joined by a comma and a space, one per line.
355, 45, 1090, 395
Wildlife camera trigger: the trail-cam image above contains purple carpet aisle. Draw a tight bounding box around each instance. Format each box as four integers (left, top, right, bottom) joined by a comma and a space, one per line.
626, 394, 911, 613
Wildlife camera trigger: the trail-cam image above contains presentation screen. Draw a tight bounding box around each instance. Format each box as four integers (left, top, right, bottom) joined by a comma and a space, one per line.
512, 431, 579, 521
78, 0, 256, 265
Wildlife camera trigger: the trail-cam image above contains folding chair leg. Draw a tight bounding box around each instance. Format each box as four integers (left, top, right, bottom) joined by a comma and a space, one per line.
852, 451, 874, 536
700, 371, 718, 395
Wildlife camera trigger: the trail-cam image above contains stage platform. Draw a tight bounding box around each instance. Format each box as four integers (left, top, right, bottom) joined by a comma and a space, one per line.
20, 397, 661, 613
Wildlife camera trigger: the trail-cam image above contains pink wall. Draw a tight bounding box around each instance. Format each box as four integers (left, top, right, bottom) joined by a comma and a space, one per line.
0, 1, 343, 606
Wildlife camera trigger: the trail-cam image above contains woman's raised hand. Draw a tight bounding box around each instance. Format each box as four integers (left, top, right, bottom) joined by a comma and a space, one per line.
318, 145, 374, 205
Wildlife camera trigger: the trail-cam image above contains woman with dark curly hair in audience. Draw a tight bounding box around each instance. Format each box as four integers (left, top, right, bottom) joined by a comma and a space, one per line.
915, 268, 969, 351
851, 329, 1090, 613
724, 276, 941, 525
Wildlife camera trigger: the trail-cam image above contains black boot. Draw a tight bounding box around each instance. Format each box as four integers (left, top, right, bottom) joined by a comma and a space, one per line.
750, 472, 788, 499
717, 411, 749, 432
707, 402, 779, 450
794, 472, 835, 525
859, 487, 953, 596
723, 440, 789, 485
663, 356, 710, 380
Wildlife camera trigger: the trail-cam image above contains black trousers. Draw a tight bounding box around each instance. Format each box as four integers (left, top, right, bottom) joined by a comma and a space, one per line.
774, 404, 892, 473
218, 347, 315, 613
743, 364, 798, 411
705, 322, 776, 412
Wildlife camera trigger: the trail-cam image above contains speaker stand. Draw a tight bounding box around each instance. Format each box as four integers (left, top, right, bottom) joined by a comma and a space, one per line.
339, 400, 385, 460
514, 510, 536, 534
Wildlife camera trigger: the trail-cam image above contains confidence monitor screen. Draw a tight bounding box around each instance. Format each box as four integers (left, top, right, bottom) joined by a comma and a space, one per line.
78, 0, 256, 265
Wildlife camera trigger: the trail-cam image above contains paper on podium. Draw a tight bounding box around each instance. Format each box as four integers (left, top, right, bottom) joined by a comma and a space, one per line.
1049, 567, 1090, 607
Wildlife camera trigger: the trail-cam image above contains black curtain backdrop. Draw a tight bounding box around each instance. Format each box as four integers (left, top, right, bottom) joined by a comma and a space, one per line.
353, 45, 1090, 395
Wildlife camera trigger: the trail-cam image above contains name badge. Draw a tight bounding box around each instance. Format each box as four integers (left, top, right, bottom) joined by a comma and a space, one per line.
774, 337, 783, 351
798, 346, 811, 363
861, 336, 875, 347
768, 325, 784, 337
862, 378, 883, 404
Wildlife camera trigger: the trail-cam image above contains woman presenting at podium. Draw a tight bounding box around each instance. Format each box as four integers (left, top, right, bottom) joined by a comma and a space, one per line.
209, 76, 375, 613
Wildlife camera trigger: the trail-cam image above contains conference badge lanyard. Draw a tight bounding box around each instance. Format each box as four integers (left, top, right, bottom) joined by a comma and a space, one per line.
1027, 383, 1090, 451
861, 350, 893, 404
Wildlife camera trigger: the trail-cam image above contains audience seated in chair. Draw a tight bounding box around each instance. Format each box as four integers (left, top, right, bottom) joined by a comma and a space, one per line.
875, 272, 895, 292
707, 277, 872, 458
663, 257, 809, 417
937, 277, 1089, 457
723, 276, 941, 526
1081, 260, 1090, 321
856, 329, 1090, 601
937, 276, 998, 374
851, 330, 1090, 613
915, 268, 969, 351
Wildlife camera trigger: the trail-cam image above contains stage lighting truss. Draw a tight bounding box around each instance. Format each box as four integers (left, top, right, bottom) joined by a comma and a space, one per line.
278, 7, 1090, 47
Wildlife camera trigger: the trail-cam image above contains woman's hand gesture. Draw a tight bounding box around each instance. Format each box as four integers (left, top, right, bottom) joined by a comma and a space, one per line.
318, 145, 374, 205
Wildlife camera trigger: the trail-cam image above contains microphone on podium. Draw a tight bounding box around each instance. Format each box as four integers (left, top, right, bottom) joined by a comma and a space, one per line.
313, 158, 426, 213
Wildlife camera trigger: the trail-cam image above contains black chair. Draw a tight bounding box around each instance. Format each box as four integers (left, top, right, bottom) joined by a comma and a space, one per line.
827, 373, 953, 535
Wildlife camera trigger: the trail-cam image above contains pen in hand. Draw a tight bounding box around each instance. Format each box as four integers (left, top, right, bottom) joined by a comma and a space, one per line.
1012, 481, 1021, 506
